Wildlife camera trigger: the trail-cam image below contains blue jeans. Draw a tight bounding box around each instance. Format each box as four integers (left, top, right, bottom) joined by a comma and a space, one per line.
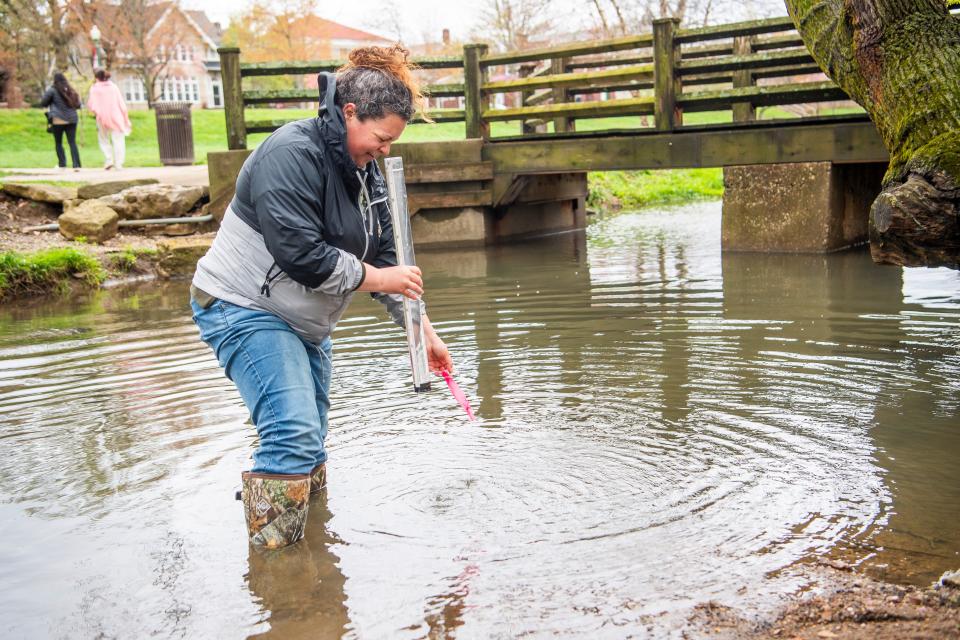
191, 299, 332, 475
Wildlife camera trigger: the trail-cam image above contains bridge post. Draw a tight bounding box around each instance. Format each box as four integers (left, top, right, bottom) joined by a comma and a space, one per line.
463, 43, 490, 140
219, 47, 246, 151
722, 162, 886, 253
550, 57, 573, 133
653, 18, 682, 131
732, 36, 756, 122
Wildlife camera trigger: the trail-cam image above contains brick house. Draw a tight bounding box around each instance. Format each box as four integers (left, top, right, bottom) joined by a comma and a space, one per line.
81, 7, 392, 109
101, 3, 225, 109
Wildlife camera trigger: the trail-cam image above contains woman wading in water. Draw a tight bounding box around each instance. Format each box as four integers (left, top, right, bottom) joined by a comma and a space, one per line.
191, 46, 453, 549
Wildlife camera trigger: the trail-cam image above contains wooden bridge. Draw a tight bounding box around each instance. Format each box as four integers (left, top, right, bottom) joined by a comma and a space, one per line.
211, 16, 889, 252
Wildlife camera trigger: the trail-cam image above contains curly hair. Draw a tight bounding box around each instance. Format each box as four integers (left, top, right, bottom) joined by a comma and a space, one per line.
335, 45, 428, 122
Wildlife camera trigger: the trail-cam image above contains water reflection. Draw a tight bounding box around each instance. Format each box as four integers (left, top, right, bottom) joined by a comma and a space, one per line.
246, 496, 349, 639
0, 202, 957, 638
721, 250, 960, 581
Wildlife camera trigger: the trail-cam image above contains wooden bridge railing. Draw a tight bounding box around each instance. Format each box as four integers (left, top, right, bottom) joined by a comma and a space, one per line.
218, 51, 465, 149
218, 15, 857, 151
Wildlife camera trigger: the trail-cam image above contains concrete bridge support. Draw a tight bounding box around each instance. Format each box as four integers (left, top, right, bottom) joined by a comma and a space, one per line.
409, 175, 588, 249
394, 139, 587, 249
722, 161, 886, 253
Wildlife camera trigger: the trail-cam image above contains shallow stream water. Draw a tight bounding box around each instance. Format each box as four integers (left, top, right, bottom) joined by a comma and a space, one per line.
1, 202, 958, 638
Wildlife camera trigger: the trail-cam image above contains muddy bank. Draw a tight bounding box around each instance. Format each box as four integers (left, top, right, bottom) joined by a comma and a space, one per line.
684, 565, 960, 639
0, 190, 212, 301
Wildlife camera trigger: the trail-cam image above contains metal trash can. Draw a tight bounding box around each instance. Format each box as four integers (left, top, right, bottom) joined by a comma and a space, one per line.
155, 101, 195, 165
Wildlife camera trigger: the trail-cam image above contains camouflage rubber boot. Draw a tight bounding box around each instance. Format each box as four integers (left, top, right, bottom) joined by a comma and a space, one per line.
240, 472, 310, 549
309, 463, 327, 495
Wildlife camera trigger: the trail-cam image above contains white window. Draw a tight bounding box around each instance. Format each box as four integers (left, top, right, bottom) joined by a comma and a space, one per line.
210, 78, 222, 107
122, 78, 145, 102
160, 77, 175, 102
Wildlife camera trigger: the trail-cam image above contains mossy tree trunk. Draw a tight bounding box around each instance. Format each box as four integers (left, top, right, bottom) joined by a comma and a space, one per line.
784, 0, 960, 268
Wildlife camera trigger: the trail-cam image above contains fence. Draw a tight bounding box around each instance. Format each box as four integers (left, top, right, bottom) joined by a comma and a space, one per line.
219, 15, 858, 151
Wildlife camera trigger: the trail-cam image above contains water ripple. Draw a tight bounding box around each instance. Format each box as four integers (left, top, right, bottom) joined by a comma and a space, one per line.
1, 203, 958, 638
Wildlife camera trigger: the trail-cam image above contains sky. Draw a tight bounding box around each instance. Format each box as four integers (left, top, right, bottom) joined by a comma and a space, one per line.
181, 0, 787, 46
181, 0, 486, 44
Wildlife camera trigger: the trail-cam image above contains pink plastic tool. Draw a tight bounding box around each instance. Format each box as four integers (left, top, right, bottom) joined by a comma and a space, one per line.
441, 370, 476, 421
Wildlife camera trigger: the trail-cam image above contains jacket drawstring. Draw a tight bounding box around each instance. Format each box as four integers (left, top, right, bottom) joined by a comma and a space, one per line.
356, 170, 372, 260
260, 261, 283, 297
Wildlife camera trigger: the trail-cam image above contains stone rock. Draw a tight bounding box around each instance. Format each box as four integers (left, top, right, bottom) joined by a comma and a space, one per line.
99, 184, 205, 220
156, 236, 212, 278
77, 178, 159, 199
3, 182, 78, 204
939, 569, 960, 589
58, 200, 119, 243
146, 222, 197, 236
62, 198, 83, 211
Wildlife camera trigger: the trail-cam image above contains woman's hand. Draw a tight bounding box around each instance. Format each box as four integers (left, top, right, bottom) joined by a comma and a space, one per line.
423, 315, 454, 374
358, 264, 423, 299
358, 267, 454, 372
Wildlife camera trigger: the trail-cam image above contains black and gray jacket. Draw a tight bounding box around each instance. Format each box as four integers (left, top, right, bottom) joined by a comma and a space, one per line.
192, 73, 406, 343
40, 86, 80, 124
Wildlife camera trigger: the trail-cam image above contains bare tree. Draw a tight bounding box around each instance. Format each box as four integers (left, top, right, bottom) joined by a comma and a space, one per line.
104, 0, 179, 106
658, 0, 688, 21
585, 0, 780, 33
472, 0, 557, 51
0, 0, 78, 100
363, 0, 406, 44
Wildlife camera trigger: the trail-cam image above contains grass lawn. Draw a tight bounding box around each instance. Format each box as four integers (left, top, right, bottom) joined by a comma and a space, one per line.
0, 108, 281, 169
0, 107, 529, 168
0, 104, 865, 169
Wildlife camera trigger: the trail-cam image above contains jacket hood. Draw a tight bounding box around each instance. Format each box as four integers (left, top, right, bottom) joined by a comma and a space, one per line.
316, 72, 387, 200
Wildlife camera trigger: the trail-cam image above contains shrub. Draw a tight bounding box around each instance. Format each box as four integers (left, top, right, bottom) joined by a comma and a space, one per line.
0, 247, 106, 300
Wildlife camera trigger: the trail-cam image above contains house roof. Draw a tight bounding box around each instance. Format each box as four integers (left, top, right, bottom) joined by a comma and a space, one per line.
148, 3, 221, 49
184, 9, 223, 45
85, 3, 221, 50
291, 15, 391, 43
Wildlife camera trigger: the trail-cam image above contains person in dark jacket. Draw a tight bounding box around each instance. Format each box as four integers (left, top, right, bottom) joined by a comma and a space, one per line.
191, 45, 454, 549
40, 72, 82, 171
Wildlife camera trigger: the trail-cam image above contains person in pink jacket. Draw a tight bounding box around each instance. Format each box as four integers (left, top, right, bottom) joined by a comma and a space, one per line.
87, 69, 132, 170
